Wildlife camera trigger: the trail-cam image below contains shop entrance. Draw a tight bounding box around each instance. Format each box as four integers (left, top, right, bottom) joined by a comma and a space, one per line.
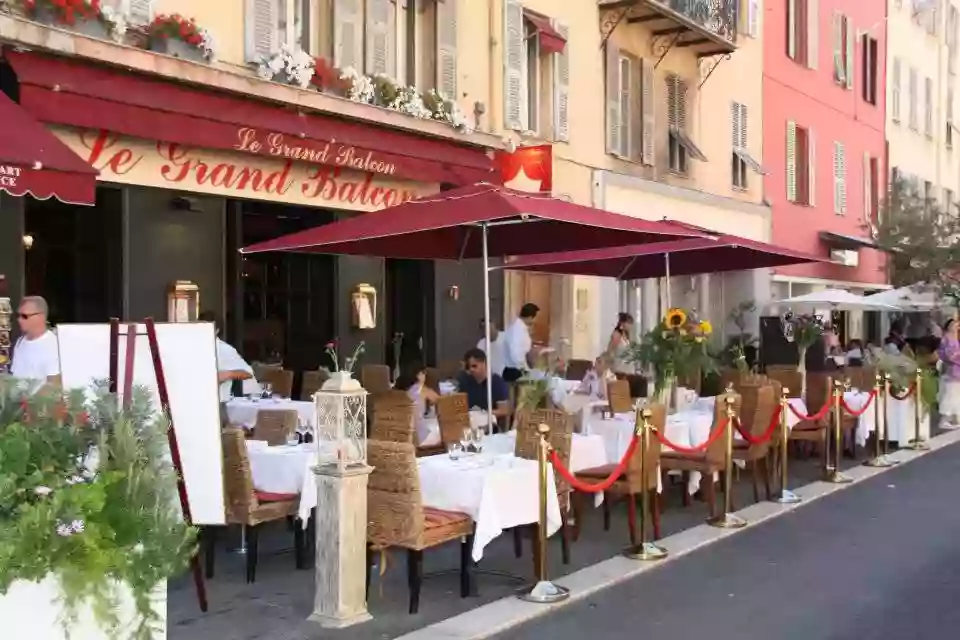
385, 259, 436, 370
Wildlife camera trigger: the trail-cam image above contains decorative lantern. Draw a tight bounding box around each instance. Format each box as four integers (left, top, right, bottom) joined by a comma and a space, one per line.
314, 373, 368, 471
167, 280, 200, 323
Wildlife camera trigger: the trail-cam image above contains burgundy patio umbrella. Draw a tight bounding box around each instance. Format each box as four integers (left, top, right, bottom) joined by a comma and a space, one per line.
242, 182, 709, 433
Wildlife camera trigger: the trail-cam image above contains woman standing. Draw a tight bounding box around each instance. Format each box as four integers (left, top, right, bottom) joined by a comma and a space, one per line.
607, 312, 635, 377
938, 320, 960, 429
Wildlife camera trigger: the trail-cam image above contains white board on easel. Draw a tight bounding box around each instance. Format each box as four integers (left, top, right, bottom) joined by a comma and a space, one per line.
56, 322, 226, 526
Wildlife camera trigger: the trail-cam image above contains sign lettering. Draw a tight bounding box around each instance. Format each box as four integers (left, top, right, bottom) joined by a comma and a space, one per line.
234, 127, 398, 176
0, 165, 22, 188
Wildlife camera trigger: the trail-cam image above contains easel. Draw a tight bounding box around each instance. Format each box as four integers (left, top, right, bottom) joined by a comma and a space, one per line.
108, 318, 209, 613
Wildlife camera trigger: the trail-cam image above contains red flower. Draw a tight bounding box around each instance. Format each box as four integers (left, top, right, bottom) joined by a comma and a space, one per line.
325, 342, 336, 349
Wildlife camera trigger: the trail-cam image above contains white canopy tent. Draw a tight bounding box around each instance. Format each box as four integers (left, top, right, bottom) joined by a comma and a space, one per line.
863, 283, 953, 311
774, 289, 902, 312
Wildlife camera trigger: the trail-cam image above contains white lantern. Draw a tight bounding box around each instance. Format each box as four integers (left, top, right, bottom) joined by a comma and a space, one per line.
314, 371, 368, 471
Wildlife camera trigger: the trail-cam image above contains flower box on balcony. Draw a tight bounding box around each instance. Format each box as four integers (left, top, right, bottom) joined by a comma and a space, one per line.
29, 3, 109, 40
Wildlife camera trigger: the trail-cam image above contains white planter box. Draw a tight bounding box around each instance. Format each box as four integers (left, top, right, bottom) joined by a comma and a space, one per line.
1, 577, 167, 639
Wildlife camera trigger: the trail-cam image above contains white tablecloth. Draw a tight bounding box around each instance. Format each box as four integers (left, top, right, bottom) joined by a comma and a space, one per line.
247, 441, 319, 495
856, 394, 931, 446
480, 431, 609, 472
227, 398, 314, 429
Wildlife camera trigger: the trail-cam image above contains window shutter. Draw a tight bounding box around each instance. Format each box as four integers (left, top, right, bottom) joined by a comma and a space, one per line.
786, 121, 797, 202
245, 0, 277, 62
366, 0, 396, 77
845, 17, 854, 89
731, 102, 741, 149
553, 21, 570, 142
748, 0, 759, 37
436, 0, 458, 98
863, 152, 873, 220
739, 104, 748, 149
620, 57, 632, 156
641, 58, 655, 165
807, 0, 819, 69
504, 0, 524, 131
808, 131, 817, 206
127, 0, 152, 25
833, 141, 846, 214
832, 13, 844, 82
605, 43, 621, 154
676, 78, 688, 131
909, 67, 918, 129
666, 75, 686, 130
892, 58, 901, 122
333, 0, 364, 71
787, 0, 797, 59
629, 55, 643, 160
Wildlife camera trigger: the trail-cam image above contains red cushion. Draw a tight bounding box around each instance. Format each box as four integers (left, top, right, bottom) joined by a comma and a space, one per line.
255, 490, 298, 503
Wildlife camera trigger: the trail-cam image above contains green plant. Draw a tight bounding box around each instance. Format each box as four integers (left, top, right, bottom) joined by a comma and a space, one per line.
0, 379, 196, 639
865, 347, 939, 411
625, 307, 717, 394
719, 300, 758, 373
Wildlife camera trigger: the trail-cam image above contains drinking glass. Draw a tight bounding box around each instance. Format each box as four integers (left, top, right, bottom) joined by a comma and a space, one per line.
447, 443, 463, 460
473, 427, 484, 453
460, 428, 472, 453
286, 430, 301, 447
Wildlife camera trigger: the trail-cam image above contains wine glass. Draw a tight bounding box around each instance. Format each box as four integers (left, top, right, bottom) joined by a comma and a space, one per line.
473, 427, 484, 453
447, 443, 463, 460
460, 428, 472, 453
286, 428, 301, 447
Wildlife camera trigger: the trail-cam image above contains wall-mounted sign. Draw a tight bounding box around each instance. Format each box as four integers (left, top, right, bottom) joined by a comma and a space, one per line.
50, 127, 439, 212
496, 145, 553, 193
0, 165, 22, 190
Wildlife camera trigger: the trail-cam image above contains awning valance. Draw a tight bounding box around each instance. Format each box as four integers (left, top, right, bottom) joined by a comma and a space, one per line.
523, 10, 566, 55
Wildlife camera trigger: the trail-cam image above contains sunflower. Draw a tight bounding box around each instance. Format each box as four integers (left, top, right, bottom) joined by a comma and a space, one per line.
698, 320, 713, 336
664, 308, 687, 329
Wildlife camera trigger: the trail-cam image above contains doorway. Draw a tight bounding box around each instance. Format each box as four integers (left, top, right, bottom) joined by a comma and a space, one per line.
521, 273, 552, 345
385, 259, 436, 371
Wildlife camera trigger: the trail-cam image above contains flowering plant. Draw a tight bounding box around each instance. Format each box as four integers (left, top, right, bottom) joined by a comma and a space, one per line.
324, 339, 366, 374
146, 13, 215, 60
626, 307, 717, 394
0, 379, 196, 639
780, 311, 824, 351
21, 0, 127, 41
256, 45, 315, 88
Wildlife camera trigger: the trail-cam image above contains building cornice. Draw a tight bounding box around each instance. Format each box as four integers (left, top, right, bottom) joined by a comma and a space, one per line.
0, 14, 503, 152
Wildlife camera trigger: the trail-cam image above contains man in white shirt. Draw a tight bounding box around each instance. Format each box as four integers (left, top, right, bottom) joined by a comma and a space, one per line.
501, 303, 539, 383
11, 295, 60, 388
198, 311, 257, 404
476, 319, 506, 377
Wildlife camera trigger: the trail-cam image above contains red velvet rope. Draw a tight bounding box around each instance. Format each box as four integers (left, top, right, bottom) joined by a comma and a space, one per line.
550, 434, 638, 494
840, 390, 877, 417
889, 384, 916, 401
652, 418, 729, 453
788, 399, 832, 422
734, 404, 782, 444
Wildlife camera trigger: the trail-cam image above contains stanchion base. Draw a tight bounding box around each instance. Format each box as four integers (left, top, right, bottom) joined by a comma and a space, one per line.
904, 440, 930, 451
517, 580, 570, 604
825, 470, 853, 484
864, 455, 894, 468
774, 489, 802, 504
707, 513, 747, 529
623, 542, 669, 561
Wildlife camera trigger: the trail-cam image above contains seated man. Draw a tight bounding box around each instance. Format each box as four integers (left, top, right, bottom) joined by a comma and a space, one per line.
456, 348, 510, 422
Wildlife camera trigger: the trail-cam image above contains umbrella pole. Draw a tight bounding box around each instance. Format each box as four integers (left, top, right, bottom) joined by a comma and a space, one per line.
664, 253, 672, 309
482, 222, 494, 435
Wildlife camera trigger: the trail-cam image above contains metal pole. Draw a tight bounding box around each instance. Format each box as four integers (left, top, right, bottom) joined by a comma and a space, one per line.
826, 380, 852, 483
624, 407, 668, 560
664, 253, 672, 310
865, 374, 892, 467
906, 367, 929, 450
481, 222, 494, 436
708, 393, 746, 528
775, 388, 801, 503
882, 374, 898, 463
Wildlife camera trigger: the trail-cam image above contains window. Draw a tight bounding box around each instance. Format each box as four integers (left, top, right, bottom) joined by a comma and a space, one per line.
245, 0, 309, 61
666, 74, 707, 174
742, 0, 759, 37
787, 0, 817, 68
948, 87, 955, 149
833, 13, 853, 88
892, 58, 902, 122
944, 188, 955, 214
832, 141, 847, 214
950, 7, 959, 75
786, 121, 814, 206
909, 67, 918, 130
403, 0, 457, 96
404, 1, 436, 90
864, 153, 880, 221
924, 180, 934, 203
861, 35, 878, 105
731, 101, 762, 189
604, 45, 654, 163
925, 76, 934, 137
524, 20, 543, 133
616, 55, 631, 157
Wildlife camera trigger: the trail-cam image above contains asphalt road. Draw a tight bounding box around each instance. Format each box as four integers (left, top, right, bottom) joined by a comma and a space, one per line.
496, 444, 960, 640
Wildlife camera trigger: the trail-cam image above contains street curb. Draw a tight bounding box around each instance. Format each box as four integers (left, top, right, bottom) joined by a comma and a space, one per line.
394, 428, 960, 640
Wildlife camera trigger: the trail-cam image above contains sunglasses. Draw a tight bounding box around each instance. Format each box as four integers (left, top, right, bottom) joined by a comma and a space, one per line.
18, 312, 40, 320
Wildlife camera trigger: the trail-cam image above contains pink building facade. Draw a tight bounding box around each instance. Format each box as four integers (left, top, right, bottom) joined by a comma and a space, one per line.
763, 0, 887, 291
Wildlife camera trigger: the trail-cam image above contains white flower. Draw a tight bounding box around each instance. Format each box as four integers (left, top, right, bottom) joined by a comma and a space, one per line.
133, 543, 145, 554
65, 475, 85, 485
70, 519, 85, 533
34, 486, 52, 496
56, 523, 73, 537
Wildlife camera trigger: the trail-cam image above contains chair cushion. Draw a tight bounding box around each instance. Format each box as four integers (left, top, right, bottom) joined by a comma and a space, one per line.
255, 490, 299, 503
420, 507, 473, 548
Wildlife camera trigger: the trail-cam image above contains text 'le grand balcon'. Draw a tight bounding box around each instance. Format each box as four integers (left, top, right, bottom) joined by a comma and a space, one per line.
600, 0, 740, 56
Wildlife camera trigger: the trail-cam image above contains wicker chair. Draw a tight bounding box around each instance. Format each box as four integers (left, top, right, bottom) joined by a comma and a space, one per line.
361, 364, 393, 395
252, 409, 299, 446
253, 363, 282, 383
513, 409, 574, 565
659, 391, 743, 517
260, 367, 294, 398
764, 368, 803, 399
424, 367, 441, 393
789, 372, 831, 463
366, 441, 474, 614
300, 369, 329, 401
733, 384, 778, 503
573, 403, 666, 545
607, 379, 633, 415
436, 393, 471, 446
206, 428, 306, 583
371, 391, 416, 444
437, 359, 464, 380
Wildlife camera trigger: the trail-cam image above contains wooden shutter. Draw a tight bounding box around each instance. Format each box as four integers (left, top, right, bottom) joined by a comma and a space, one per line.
786, 121, 797, 202
437, 0, 458, 98
739, 104, 748, 149
807, 0, 819, 69
787, 0, 797, 59
553, 21, 570, 142
366, 0, 396, 77
863, 152, 873, 220
833, 141, 846, 214
731, 102, 741, 149
605, 42, 621, 154
808, 130, 817, 206
844, 16, 854, 89
629, 55, 642, 160
504, 0, 524, 131
641, 58, 655, 165
128, 0, 152, 25
832, 12, 843, 82
748, 0, 759, 37
333, 0, 364, 70
892, 57, 901, 121
666, 75, 686, 130
245, 0, 277, 62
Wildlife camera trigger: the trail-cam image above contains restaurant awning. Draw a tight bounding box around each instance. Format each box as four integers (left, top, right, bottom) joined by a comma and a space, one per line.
0, 92, 98, 205
5, 51, 494, 187
498, 232, 826, 279
523, 10, 566, 54
241, 182, 708, 259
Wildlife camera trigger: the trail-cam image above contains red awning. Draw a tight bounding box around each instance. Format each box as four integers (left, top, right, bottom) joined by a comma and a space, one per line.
241, 182, 708, 259
5, 51, 494, 187
0, 92, 98, 205
499, 232, 827, 279
524, 10, 566, 55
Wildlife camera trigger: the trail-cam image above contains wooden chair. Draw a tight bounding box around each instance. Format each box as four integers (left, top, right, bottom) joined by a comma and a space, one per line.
253, 362, 282, 383
513, 409, 574, 565
207, 428, 306, 583
607, 379, 633, 415
765, 368, 803, 399
718, 368, 743, 395
573, 403, 665, 545
659, 391, 742, 517
565, 359, 593, 381
361, 364, 393, 395
733, 384, 778, 503
260, 367, 294, 398
252, 409, 299, 446
789, 372, 830, 462
366, 441, 474, 614
436, 393, 471, 446
371, 391, 417, 444
437, 360, 464, 380
300, 369, 329, 401
424, 367, 441, 393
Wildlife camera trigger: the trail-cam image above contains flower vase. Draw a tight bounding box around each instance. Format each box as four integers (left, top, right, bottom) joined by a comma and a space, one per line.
797, 346, 808, 399
322, 370, 362, 392
657, 377, 678, 413
149, 37, 206, 63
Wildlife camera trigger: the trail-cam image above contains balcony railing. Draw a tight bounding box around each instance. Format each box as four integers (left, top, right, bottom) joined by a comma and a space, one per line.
600, 0, 739, 55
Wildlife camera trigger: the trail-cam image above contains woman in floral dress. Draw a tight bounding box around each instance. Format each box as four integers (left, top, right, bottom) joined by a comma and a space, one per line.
937, 319, 960, 429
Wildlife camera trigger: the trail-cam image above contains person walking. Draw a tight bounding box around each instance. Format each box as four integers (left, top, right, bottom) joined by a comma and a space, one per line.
937, 319, 960, 429
501, 303, 538, 383
606, 312, 635, 377
10, 295, 60, 390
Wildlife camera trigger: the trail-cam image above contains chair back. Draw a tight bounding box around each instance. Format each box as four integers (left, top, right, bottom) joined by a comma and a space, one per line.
253, 363, 282, 383
625, 402, 666, 493
424, 367, 441, 393
514, 409, 573, 508
221, 428, 258, 523
765, 368, 803, 398
707, 392, 742, 465
436, 392, 471, 446
261, 368, 294, 398
361, 364, 393, 395
734, 376, 766, 433
300, 369, 329, 401
718, 368, 743, 395
677, 367, 702, 395
252, 409, 298, 445
805, 372, 833, 423
745, 384, 778, 456
846, 365, 877, 392
607, 379, 633, 414
367, 440, 425, 548
437, 360, 464, 381
371, 391, 416, 444
565, 359, 592, 381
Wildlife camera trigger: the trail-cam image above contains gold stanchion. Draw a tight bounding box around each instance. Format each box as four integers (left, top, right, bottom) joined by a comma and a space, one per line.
865, 374, 892, 467
825, 379, 852, 483
881, 375, 899, 464
707, 393, 746, 528
775, 387, 801, 504
518, 423, 570, 604
905, 368, 929, 451
624, 407, 668, 560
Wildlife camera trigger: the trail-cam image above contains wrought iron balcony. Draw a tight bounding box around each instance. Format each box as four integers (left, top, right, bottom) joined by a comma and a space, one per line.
600, 0, 739, 56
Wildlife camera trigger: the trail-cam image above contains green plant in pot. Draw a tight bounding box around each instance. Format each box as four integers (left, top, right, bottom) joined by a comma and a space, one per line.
780, 312, 824, 397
